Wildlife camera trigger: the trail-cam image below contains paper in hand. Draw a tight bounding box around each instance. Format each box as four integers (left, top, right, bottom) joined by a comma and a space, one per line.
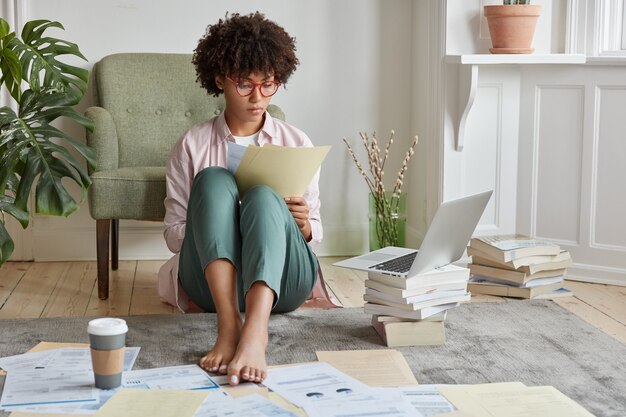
234, 144, 330, 197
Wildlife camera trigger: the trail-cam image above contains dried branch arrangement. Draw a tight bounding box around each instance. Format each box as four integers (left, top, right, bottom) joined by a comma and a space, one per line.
343, 131, 418, 248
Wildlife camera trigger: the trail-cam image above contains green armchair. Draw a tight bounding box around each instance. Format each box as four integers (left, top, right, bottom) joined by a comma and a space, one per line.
86, 53, 285, 300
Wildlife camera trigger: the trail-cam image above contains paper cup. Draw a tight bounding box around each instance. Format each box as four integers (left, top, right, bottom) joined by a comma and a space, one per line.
88, 318, 128, 389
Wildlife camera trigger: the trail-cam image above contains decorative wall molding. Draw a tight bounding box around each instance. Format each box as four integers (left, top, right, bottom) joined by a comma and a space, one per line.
589, 85, 626, 251
530, 84, 585, 245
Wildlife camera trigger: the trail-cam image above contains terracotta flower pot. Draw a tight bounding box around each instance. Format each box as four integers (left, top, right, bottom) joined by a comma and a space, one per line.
484, 4, 542, 54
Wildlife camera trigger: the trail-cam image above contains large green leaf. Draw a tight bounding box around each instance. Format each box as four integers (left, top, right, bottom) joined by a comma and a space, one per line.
0, 195, 29, 228
0, 89, 95, 217
9, 19, 88, 104
0, 219, 15, 265
0, 20, 21, 102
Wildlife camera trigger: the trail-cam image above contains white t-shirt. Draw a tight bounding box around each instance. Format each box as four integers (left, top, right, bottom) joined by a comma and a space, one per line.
233, 130, 260, 146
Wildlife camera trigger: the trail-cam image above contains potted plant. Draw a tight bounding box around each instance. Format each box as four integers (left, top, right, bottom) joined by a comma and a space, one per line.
0, 18, 94, 264
484, 0, 542, 54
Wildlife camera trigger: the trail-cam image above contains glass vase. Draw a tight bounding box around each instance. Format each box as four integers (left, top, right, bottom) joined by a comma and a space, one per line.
369, 192, 407, 251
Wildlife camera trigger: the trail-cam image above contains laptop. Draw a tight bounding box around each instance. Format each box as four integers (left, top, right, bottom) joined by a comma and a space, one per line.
333, 190, 492, 277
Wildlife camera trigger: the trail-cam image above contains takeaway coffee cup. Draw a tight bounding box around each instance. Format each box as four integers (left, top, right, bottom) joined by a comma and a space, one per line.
87, 317, 128, 389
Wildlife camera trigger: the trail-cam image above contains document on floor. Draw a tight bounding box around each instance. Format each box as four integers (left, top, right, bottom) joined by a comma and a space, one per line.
262, 362, 373, 408
0, 368, 98, 409
438, 383, 596, 417
194, 393, 300, 417
397, 385, 456, 417
315, 349, 418, 387
0, 346, 140, 374
122, 364, 219, 390
303, 387, 420, 417
93, 388, 209, 417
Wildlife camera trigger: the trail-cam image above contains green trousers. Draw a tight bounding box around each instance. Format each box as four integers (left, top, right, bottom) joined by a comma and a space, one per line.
178, 166, 318, 313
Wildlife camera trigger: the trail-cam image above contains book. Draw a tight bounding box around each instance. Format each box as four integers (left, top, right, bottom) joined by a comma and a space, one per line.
468, 247, 572, 274
468, 263, 566, 286
470, 274, 564, 288
469, 234, 560, 263
371, 315, 446, 347
363, 302, 460, 320
367, 264, 470, 290
364, 288, 468, 305
364, 279, 468, 298
375, 311, 448, 322
468, 279, 562, 299
363, 292, 471, 311
533, 287, 574, 300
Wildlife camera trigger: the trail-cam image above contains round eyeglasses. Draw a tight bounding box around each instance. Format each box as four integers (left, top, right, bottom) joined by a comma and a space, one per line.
226, 77, 281, 97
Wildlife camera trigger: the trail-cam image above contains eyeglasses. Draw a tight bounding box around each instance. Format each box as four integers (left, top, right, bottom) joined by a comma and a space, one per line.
226, 77, 281, 97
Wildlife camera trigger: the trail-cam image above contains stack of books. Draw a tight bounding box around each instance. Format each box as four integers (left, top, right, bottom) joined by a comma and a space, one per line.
467, 234, 573, 299
363, 264, 471, 347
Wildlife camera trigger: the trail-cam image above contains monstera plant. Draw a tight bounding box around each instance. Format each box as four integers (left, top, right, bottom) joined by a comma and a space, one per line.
0, 18, 94, 264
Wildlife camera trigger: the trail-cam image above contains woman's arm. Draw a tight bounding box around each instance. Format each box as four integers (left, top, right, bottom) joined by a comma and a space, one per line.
163, 145, 193, 253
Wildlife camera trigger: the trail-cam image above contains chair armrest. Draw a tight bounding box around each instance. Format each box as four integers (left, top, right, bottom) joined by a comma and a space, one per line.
85, 106, 119, 173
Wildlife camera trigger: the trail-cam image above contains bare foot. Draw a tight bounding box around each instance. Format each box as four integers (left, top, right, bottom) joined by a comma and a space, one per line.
199, 316, 242, 374
227, 325, 268, 385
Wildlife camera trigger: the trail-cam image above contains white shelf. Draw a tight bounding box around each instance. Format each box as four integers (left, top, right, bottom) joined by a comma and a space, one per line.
445, 54, 586, 65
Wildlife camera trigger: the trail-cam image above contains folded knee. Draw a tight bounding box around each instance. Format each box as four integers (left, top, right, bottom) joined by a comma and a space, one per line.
192, 166, 237, 194
241, 186, 282, 209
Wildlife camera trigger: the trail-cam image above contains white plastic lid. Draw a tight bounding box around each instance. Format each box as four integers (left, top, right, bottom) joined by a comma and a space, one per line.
87, 318, 128, 336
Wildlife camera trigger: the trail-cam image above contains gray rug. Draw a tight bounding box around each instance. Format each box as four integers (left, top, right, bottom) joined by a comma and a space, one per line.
0, 301, 625, 416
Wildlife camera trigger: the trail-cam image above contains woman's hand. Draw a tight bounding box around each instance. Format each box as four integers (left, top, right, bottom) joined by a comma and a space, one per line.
284, 196, 312, 241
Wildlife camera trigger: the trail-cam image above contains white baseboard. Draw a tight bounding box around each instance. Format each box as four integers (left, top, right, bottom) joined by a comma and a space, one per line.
32, 227, 172, 261
566, 263, 626, 287
27, 225, 626, 287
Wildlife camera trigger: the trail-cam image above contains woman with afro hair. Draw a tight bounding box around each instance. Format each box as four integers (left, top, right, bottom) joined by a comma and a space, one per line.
160, 12, 323, 386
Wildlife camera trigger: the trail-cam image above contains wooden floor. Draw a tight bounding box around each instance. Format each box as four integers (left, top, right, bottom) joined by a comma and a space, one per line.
1, 258, 625, 345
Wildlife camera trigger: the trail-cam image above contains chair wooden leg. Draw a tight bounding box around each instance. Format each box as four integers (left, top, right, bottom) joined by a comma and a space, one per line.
111, 219, 119, 271
96, 219, 110, 300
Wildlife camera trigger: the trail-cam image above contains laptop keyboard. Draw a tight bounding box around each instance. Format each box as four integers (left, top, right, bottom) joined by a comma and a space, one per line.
370, 252, 418, 273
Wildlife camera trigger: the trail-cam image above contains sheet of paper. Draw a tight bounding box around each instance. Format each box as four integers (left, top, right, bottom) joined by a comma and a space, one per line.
303, 387, 419, 417
227, 142, 249, 174
190, 392, 301, 417
262, 362, 373, 408
28, 342, 90, 352
123, 364, 219, 390
93, 388, 207, 417
0, 342, 90, 377
397, 385, 456, 417
315, 349, 418, 387
0, 368, 98, 408
4, 387, 118, 415
438, 382, 527, 417
235, 144, 330, 197
1, 347, 139, 374
267, 392, 307, 417
467, 385, 596, 417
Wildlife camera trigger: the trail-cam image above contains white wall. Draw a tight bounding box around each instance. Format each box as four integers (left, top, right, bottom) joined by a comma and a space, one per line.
3, 0, 415, 260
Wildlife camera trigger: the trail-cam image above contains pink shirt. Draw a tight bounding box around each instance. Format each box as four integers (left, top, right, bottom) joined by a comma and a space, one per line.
157, 112, 323, 311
